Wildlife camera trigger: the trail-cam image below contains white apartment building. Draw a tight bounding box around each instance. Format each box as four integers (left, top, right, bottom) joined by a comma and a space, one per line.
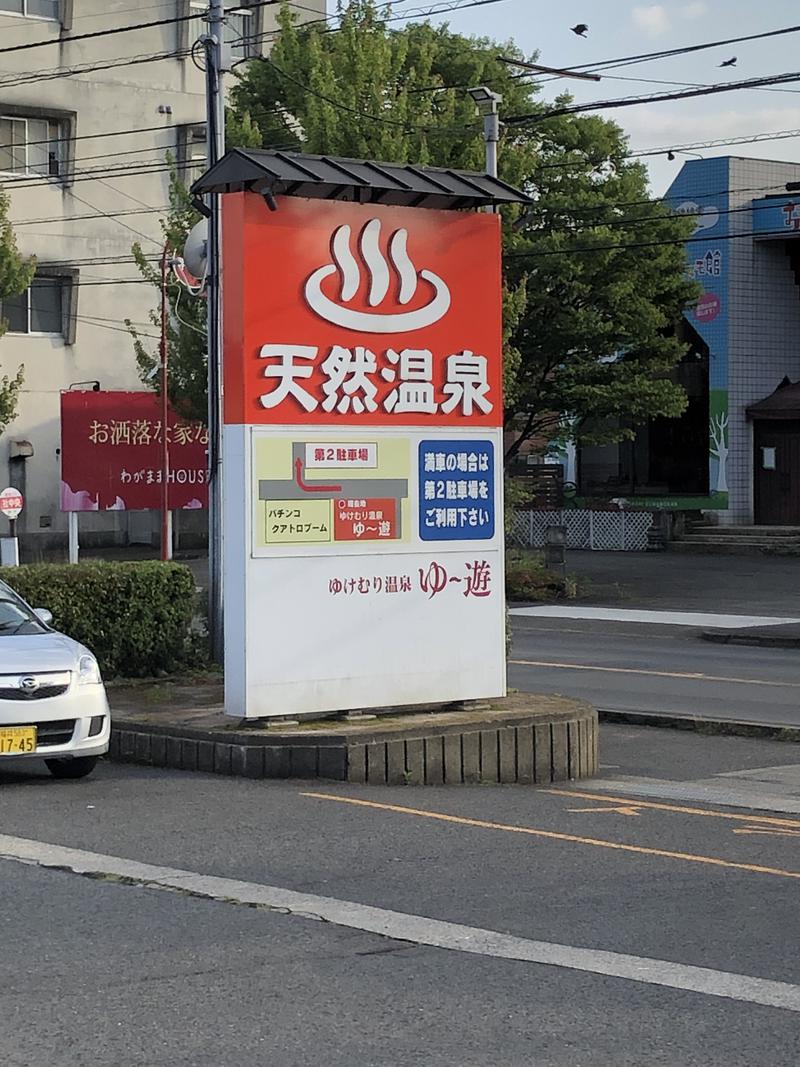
0, 0, 325, 557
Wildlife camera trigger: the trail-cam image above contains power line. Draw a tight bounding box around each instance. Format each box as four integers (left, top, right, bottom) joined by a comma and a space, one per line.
3, 162, 179, 192
0, 0, 177, 39
74, 315, 159, 340
0, 47, 194, 90
8, 177, 794, 235
401, 23, 800, 99
0, 0, 508, 90
533, 128, 800, 172
58, 185, 161, 247
264, 57, 470, 132
507, 225, 800, 260
527, 179, 799, 220
21, 220, 795, 306
12, 123, 183, 151
581, 70, 800, 99
1, 132, 307, 189
6, 98, 800, 194
532, 22, 800, 80
634, 130, 800, 158
506, 70, 800, 126
0, 1, 279, 56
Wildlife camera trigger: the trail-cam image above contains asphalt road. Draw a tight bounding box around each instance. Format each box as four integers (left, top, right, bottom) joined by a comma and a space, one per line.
564, 550, 800, 615
3, 726, 800, 1066
510, 616, 800, 726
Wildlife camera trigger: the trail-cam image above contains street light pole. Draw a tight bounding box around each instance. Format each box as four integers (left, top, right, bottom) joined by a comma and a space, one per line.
467, 86, 502, 186
484, 105, 499, 180
204, 0, 228, 660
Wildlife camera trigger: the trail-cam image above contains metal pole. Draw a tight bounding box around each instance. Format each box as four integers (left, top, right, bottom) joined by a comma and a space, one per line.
484, 108, 499, 179
160, 245, 172, 563
205, 0, 227, 660
68, 511, 79, 564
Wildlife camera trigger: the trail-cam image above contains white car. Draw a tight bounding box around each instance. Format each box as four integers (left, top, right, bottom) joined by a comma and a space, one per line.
0, 577, 110, 779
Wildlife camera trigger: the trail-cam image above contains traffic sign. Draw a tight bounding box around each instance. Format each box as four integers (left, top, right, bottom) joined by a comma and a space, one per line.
0, 487, 24, 520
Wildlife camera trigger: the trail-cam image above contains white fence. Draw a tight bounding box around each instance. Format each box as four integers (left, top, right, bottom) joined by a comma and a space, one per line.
509, 509, 654, 552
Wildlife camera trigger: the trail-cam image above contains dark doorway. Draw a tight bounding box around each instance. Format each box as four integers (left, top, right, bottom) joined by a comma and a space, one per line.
577, 320, 709, 498
754, 420, 800, 525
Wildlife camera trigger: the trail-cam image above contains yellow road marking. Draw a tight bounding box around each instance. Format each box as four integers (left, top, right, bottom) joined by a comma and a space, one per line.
545, 788, 800, 829
509, 658, 800, 688
567, 804, 643, 816
733, 827, 800, 838
302, 792, 800, 881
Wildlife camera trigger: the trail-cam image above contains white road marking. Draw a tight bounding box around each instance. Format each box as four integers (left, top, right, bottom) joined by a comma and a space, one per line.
509, 606, 800, 629
1, 832, 799, 1014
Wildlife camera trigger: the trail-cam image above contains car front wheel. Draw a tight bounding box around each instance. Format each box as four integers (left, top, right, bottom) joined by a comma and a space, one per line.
45, 756, 99, 780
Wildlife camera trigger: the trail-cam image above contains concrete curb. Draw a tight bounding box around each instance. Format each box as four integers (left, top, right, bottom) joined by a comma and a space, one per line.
109, 704, 599, 785
599, 708, 800, 742
701, 631, 800, 650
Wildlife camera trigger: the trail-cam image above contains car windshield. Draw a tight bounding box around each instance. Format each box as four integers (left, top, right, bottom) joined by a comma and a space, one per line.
0, 580, 47, 637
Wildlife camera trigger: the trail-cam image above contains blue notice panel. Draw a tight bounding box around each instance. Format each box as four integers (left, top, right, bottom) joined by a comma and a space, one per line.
418, 440, 495, 541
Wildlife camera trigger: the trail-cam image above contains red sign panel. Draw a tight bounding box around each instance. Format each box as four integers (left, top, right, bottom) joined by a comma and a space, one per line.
0, 488, 24, 518
222, 194, 503, 427
334, 497, 398, 541
60, 391, 209, 512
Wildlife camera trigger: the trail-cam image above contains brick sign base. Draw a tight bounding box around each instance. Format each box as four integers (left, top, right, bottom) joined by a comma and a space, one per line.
109, 697, 598, 785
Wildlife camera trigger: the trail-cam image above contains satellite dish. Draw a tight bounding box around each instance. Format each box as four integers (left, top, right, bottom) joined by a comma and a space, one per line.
183, 218, 208, 278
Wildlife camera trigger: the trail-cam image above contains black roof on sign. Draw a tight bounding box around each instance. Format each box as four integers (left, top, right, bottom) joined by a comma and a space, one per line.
190, 148, 531, 209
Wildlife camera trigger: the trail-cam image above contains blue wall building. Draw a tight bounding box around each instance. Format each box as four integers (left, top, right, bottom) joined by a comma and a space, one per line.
577, 155, 800, 524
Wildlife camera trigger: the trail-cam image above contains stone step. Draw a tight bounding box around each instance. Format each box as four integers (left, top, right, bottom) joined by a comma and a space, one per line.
681, 534, 800, 544
686, 525, 800, 537
678, 537, 800, 546
670, 540, 800, 556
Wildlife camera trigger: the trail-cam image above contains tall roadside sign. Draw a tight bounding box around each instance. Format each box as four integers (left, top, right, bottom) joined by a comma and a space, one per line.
211, 154, 525, 719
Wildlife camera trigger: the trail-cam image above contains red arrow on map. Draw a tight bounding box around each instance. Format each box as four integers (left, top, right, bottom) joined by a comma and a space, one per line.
295, 457, 342, 493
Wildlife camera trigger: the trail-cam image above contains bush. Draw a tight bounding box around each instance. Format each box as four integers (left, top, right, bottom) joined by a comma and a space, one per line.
0, 561, 200, 678
505, 550, 574, 602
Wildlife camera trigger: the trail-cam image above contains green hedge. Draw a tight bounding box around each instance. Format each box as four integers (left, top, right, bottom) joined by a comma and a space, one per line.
0, 561, 199, 678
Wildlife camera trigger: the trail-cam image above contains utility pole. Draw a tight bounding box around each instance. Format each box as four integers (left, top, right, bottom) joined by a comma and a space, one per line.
159, 244, 172, 563
203, 0, 228, 661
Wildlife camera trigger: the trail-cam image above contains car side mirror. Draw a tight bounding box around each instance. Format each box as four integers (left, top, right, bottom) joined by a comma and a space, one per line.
34, 608, 53, 626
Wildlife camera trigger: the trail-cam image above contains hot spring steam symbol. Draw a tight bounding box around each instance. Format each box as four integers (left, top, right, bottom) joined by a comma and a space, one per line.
304, 218, 451, 333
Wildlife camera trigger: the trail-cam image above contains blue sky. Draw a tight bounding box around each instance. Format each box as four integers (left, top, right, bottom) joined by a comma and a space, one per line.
422, 0, 800, 193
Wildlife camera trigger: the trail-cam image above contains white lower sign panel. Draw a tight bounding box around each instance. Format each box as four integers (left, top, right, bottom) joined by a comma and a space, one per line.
224, 425, 506, 718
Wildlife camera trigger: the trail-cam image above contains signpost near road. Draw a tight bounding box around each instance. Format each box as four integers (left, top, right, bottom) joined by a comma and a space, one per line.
0, 487, 24, 566
193, 149, 529, 720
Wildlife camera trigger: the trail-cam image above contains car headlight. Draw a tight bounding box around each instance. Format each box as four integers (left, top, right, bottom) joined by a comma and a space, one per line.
77, 654, 102, 686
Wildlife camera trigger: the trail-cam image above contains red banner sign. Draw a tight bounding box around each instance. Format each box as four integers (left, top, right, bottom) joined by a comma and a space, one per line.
60, 391, 209, 512
222, 195, 503, 428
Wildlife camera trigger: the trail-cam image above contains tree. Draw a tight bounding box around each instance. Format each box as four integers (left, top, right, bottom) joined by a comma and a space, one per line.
503, 117, 698, 457
128, 168, 208, 424
0, 190, 34, 435
226, 0, 700, 456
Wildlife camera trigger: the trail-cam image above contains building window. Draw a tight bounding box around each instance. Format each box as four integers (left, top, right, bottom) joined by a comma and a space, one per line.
177, 122, 207, 176
0, 0, 60, 19
0, 115, 63, 177
1, 276, 65, 336
189, 1, 254, 60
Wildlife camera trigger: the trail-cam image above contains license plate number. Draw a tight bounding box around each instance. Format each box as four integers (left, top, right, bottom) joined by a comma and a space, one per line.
0, 727, 37, 754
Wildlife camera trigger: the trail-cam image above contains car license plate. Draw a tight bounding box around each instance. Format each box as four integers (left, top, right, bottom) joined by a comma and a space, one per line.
0, 727, 37, 754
